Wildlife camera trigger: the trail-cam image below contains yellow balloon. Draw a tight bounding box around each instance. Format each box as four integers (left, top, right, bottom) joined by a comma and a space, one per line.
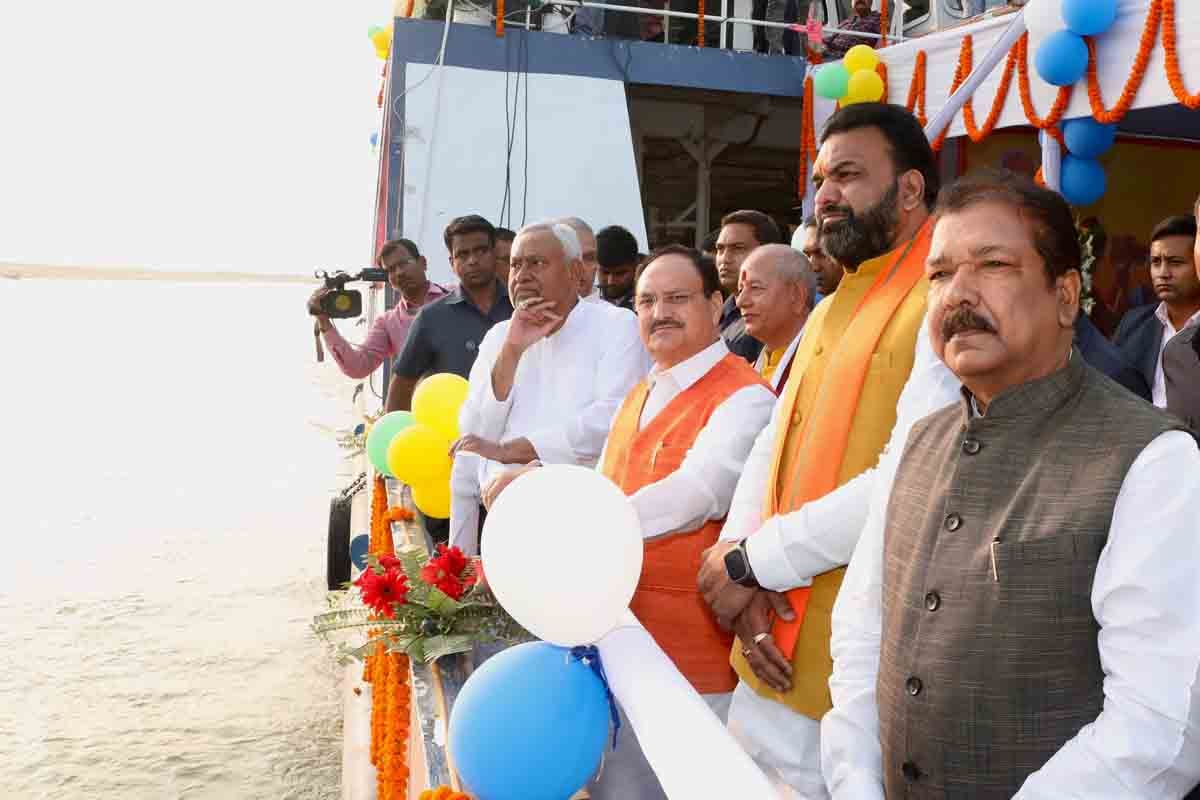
412, 478, 452, 519
386, 424, 453, 487
843, 69, 885, 105
412, 373, 470, 441
843, 44, 879, 74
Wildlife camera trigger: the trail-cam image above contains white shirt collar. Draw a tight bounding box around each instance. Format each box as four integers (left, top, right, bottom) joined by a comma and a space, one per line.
1154, 302, 1200, 337
648, 338, 730, 394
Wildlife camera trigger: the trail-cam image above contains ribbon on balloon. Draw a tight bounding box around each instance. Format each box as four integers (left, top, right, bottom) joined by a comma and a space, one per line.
569, 645, 621, 750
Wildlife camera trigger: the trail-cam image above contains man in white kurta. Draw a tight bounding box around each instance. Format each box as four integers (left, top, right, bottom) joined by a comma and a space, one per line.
822, 171, 1200, 798
449, 221, 649, 554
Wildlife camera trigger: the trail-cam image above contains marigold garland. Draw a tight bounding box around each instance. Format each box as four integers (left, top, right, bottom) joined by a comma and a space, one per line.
905, 50, 928, 126
698, 0, 706, 46
496, 0, 505, 37
878, 0, 889, 48
361, 474, 413, 800
1162, 0, 1200, 109
797, 75, 817, 200
420, 787, 473, 800
1085, 0, 1161, 124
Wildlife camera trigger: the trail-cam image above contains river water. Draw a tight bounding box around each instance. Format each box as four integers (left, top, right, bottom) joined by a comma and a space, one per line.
0, 278, 365, 799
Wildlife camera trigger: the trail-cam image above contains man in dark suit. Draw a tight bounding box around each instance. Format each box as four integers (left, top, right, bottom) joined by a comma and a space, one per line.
1163, 196, 1200, 429
1076, 311, 1151, 401
1164, 327, 1200, 428
1113, 215, 1200, 408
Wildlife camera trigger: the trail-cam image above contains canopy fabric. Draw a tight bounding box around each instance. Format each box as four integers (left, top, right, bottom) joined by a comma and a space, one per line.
878, 2, 1200, 139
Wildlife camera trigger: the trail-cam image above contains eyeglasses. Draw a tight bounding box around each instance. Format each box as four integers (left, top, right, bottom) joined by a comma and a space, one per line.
635, 290, 700, 312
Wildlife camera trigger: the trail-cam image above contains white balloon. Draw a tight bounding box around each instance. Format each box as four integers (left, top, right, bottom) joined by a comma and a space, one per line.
1023, 0, 1065, 40
481, 465, 643, 646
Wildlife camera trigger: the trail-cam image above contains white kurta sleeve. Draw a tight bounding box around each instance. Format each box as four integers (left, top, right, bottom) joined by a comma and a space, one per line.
448, 452, 482, 555
718, 395, 781, 543
1014, 430, 1200, 799
460, 323, 515, 443
631, 384, 776, 539
526, 313, 648, 466
745, 320, 960, 592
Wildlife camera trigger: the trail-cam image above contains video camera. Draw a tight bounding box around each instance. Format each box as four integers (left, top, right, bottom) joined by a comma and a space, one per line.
314, 268, 389, 318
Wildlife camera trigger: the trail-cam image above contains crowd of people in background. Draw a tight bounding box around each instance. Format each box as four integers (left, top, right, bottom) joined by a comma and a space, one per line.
309, 101, 1200, 798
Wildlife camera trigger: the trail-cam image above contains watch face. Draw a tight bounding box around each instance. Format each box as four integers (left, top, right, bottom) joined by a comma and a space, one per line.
724, 548, 749, 583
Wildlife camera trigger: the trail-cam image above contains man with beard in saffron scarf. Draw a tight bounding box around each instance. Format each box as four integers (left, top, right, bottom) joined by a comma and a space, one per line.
697, 103, 939, 798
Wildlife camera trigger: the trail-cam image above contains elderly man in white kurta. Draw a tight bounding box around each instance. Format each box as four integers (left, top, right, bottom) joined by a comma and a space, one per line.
448, 221, 649, 554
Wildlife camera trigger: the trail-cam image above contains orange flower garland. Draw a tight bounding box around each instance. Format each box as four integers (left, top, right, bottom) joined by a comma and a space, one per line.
797, 75, 817, 200
420, 787, 473, 800
1085, 0, 1161, 123
878, 0, 889, 49
905, 50, 928, 126
361, 474, 413, 800
698, 0, 706, 47
1015, 34, 1074, 130
496, 0, 505, 37
1162, 0, 1200, 109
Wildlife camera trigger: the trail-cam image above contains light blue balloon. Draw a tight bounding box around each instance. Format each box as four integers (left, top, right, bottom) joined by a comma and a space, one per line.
449, 642, 610, 800
1061, 155, 1107, 207
369, 132, 379, 147
366, 411, 414, 478
1062, 116, 1117, 159
1063, 0, 1118, 36
1035, 30, 1089, 87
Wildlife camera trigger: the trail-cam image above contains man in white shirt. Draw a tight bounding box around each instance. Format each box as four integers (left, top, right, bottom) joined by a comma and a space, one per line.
484, 245, 776, 798
558, 216, 604, 302
823, 170, 1200, 798
1113, 214, 1200, 407
448, 221, 649, 554
736, 244, 817, 392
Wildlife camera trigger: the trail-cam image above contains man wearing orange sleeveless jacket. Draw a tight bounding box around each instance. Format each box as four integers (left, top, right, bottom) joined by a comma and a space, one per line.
480, 246, 775, 798
592, 244, 775, 799
697, 103, 941, 799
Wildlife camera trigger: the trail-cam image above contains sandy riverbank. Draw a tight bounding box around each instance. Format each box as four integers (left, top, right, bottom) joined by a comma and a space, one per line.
2, 262, 315, 284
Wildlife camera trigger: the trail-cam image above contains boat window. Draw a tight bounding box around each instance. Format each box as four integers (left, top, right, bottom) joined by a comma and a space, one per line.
901, 0, 931, 28
942, 0, 1005, 19
797, 1, 826, 24
833, 1, 931, 31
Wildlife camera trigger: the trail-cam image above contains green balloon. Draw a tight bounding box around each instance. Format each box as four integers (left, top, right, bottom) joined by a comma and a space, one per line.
367, 411, 415, 477
814, 63, 851, 100
367, 24, 383, 38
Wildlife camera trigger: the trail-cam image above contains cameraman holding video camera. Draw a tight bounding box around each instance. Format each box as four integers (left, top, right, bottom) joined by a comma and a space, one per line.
308, 238, 447, 379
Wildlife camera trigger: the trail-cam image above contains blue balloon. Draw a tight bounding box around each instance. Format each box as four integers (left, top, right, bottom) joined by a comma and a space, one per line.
1063, 0, 1118, 36
349, 534, 370, 572
1035, 30, 1089, 87
1062, 116, 1117, 158
369, 132, 379, 147
1060, 155, 1107, 206
449, 642, 610, 800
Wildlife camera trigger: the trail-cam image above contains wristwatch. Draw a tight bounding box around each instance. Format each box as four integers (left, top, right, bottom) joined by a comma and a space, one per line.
723, 539, 760, 589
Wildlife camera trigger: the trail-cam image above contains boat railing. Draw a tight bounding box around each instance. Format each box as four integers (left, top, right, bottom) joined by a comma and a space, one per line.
441, 0, 892, 53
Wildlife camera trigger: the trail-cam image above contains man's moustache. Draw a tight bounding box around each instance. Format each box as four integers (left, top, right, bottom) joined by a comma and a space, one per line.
942, 308, 997, 341
651, 320, 683, 333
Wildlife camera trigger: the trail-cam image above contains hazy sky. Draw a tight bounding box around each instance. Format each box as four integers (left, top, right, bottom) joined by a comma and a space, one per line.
1, 2, 392, 275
